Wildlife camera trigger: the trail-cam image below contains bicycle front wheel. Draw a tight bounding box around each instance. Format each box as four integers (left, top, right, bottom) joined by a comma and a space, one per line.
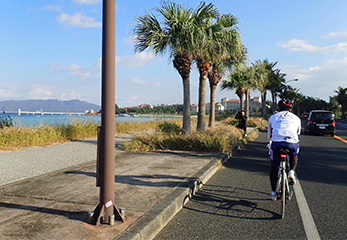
280, 170, 286, 219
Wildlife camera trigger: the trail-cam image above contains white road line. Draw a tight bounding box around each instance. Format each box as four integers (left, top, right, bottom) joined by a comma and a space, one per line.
294, 174, 321, 240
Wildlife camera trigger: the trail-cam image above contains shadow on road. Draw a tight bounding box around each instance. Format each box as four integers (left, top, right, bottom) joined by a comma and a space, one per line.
65, 170, 194, 188
184, 185, 280, 220
0, 202, 88, 222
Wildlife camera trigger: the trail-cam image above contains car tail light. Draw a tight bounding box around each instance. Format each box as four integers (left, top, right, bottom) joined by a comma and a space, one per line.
332, 121, 336, 126
308, 120, 313, 124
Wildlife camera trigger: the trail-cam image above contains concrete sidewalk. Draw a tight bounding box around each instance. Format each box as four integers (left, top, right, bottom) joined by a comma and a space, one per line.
0, 130, 255, 240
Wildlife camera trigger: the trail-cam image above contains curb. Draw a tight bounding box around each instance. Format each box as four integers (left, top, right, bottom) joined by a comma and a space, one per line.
114, 134, 250, 240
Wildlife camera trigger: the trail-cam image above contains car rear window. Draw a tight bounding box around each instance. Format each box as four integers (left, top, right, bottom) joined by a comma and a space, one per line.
310, 112, 334, 120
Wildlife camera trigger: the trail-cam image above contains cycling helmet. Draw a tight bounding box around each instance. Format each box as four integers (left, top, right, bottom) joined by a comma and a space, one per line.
278, 99, 293, 111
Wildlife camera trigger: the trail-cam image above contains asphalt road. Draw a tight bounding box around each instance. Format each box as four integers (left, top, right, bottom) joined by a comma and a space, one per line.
154, 124, 347, 240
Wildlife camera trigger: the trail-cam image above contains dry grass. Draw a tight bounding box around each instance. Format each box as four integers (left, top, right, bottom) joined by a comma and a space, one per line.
0, 116, 264, 153
0, 118, 190, 151
247, 117, 268, 130
121, 123, 246, 153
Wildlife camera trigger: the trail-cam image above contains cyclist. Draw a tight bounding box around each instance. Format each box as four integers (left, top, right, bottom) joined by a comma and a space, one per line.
267, 99, 301, 201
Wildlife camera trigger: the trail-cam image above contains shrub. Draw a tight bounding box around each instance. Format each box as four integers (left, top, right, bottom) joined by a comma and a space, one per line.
0, 115, 13, 128
157, 122, 182, 135
121, 124, 245, 153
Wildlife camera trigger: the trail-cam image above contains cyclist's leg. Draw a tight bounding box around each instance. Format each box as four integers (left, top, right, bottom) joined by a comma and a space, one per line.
289, 155, 298, 171
288, 143, 299, 171
269, 142, 281, 193
288, 143, 299, 184
270, 166, 278, 191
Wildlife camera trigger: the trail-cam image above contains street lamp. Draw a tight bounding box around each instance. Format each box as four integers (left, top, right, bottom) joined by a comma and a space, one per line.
284, 78, 298, 84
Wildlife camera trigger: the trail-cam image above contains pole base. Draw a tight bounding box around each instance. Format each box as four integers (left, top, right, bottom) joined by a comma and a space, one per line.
89, 203, 126, 225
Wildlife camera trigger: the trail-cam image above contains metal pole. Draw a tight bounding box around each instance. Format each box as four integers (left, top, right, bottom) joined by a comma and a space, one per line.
90, 0, 125, 225
100, 0, 116, 225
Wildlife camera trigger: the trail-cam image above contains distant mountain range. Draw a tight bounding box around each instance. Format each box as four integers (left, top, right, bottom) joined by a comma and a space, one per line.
0, 99, 101, 112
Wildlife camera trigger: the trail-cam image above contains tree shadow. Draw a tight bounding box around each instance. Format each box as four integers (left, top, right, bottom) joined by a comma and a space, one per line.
184, 185, 280, 220
65, 170, 195, 188
224, 139, 270, 175
152, 150, 224, 160
0, 202, 89, 222
71, 139, 97, 145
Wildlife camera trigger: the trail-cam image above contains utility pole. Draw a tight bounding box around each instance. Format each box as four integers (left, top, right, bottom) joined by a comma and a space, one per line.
90, 0, 125, 225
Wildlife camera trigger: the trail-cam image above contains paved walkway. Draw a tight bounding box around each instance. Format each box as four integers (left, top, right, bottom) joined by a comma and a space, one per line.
0, 129, 255, 240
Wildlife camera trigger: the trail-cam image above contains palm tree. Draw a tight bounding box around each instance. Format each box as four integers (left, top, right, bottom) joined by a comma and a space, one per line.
133, 1, 203, 134
253, 59, 280, 118
193, 9, 243, 131
268, 68, 286, 112
206, 17, 246, 127
207, 64, 222, 127
252, 60, 269, 118
334, 86, 347, 119
221, 66, 250, 111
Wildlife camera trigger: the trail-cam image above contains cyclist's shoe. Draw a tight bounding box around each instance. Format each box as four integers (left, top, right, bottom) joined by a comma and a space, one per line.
288, 170, 296, 185
270, 191, 277, 201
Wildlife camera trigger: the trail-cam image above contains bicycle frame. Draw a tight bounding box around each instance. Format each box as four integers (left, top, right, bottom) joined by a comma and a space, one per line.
275, 149, 291, 219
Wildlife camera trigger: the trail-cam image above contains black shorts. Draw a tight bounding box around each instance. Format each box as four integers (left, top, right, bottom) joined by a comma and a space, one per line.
270, 141, 299, 167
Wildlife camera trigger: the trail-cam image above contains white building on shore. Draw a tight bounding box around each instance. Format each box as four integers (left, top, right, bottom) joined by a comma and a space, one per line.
193, 96, 262, 113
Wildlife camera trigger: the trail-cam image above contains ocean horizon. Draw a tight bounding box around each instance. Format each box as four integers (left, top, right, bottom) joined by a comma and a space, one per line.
0, 112, 180, 127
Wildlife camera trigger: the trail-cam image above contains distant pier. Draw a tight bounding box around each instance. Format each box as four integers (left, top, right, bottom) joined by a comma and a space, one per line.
16, 109, 86, 116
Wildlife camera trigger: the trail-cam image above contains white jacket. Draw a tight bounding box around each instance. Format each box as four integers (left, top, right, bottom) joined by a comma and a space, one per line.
267, 111, 301, 143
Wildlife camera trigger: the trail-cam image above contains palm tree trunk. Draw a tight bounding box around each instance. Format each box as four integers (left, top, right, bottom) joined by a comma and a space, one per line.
245, 89, 250, 118
197, 62, 211, 131
236, 88, 244, 112
271, 91, 276, 112
261, 91, 267, 118
197, 75, 207, 131
239, 95, 244, 111
182, 77, 191, 134
173, 52, 191, 134
209, 84, 217, 127
342, 103, 346, 119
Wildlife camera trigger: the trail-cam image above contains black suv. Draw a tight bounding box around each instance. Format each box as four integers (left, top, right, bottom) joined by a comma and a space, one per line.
304, 110, 335, 136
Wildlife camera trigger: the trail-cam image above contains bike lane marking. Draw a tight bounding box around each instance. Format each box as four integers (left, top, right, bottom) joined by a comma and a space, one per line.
294, 175, 321, 240
334, 135, 347, 144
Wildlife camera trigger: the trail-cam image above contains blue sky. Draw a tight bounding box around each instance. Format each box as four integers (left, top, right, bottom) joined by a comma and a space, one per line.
1, 0, 347, 107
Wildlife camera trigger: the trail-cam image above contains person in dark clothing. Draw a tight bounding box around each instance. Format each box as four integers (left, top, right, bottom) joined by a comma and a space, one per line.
235, 110, 247, 135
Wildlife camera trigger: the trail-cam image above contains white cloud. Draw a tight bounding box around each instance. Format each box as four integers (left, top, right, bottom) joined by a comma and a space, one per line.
130, 77, 147, 85
116, 52, 155, 68
326, 31, 347, 39
73, 0, 100, 4
43, 5, 62, 12
57, 12, 101, 28
278, 38, 347, 54
280, 57, 347, 101
49, 60, 100, 79
29, 84, 53, 99
0, 89, 22, 99
123, 36, 135, 45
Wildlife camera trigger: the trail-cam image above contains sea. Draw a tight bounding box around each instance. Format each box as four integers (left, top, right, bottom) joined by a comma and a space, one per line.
0, 112, 180, 128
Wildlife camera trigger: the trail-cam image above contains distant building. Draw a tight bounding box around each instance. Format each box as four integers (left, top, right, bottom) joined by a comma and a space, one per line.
202, 96, 261, 114
206, 102, 225, 113
206, 102, 210, 113
249, 96, 261, 111
222, 98, 240, 111
216, 102, 225, 112
191, 104, 198, 114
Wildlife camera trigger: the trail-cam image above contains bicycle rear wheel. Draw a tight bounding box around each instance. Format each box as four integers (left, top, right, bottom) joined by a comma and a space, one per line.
280, 170, 286, 219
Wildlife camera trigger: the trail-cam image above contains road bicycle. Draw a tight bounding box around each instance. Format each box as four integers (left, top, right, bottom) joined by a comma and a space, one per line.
275, 149, 293, 219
